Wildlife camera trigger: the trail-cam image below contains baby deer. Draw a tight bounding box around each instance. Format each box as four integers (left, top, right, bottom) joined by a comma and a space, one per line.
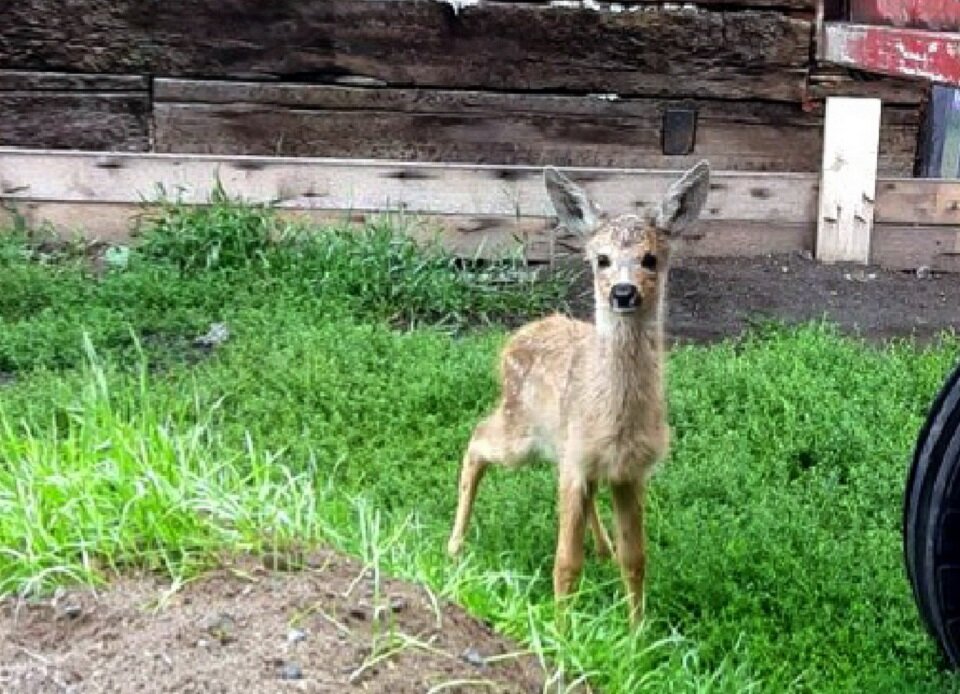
446, 160, 711, 626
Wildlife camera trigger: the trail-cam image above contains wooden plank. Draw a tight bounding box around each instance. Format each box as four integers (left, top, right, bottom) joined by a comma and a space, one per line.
0, 200, 814, 263
0, 2, 812, 101
850, 0, 960, 32
0, 71, 148, 91
0, 150, 821, 224
816, 97, 881, 264
806, 64, 928, 105
153, 79, 825, 172
0, 71, 150, 152
874, 178, 960, 224
820, 24, 960, 86
871, 224, 960, 272
508, 0, 816, 9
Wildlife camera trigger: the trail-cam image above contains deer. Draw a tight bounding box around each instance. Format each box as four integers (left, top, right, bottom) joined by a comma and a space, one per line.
446, 160, 711, 627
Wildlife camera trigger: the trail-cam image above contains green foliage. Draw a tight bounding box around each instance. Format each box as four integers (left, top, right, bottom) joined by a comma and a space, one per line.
2, 203, 960, 692
0, 199, 569, 372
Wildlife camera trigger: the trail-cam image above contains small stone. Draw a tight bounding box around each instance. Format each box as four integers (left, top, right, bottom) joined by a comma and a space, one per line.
781, 266, 789, 273
193, 322, 230, 348
203, 612, 237, 644
798, 249, 814, 261
196, 639, 209, 649
389, 596, 409, 613
287, 628, 308, 644
278, 662, 303, 680
917, 265, 932, 280
461, 647, 486, 668
62, 604, 82, 619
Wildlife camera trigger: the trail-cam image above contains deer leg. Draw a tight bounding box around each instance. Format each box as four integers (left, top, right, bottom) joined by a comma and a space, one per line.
446, 447, 488, 557
611, 480, 647, 628
586, 482, 614, 559
447, 412, 532, 557
553, 473, 588, 627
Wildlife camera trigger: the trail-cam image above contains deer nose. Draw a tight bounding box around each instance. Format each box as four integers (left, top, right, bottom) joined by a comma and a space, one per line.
610, 283, 639, 311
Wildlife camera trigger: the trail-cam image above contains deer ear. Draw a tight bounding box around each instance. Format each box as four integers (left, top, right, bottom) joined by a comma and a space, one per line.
654, 159, 711, 235
543, 167, 600, 238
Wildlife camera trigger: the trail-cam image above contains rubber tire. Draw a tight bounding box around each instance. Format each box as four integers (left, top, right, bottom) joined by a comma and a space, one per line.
904, 359, 960, 667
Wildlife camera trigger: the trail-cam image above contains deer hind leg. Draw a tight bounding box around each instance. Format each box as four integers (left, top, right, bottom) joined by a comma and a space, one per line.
447, 408, 534, 557
586, 481, 614, 560
611, 480, 647, 628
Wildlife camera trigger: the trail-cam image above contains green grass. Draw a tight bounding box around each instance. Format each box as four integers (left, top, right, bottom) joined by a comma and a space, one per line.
2, 200, 960, 692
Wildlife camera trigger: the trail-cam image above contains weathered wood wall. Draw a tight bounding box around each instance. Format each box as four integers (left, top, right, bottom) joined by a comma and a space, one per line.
3, 150, 957, 271
0, 0, 930, 174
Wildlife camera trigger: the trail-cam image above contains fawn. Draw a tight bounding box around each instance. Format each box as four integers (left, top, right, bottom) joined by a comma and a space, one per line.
446, 160, 711, 626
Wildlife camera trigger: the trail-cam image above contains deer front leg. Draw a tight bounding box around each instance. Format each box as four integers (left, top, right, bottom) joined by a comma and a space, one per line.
554, 473, 588, 627
611, 480, 647, 628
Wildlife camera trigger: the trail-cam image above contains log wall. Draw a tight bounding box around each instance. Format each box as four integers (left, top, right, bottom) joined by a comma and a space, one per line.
0, 0, 930, 175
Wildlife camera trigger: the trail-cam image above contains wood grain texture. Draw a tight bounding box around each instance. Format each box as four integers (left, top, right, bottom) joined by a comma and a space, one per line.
0, 71, 150, 151
0, 150, 820, 224
816, 97, 881, 264
820, 24, 960, 86
871, 224, 960, 272
5, 200, 949, 271
875, 179, 960, 225
0, 200, 815, 263
806, 65, 929, 105
0, 1, 812, 100
153, 79, 825, 171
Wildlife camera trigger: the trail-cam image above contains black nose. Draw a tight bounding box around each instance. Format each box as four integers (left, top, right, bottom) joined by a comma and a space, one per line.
610, 283, 639, 310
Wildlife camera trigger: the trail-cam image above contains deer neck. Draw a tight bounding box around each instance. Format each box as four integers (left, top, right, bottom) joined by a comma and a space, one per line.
589, 300, 664, 413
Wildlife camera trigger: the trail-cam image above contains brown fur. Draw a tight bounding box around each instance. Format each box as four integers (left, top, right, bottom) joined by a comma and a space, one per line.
447, 161, 711, 627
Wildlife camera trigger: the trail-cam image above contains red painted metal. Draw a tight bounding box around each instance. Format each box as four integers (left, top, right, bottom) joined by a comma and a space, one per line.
821, 24, 960, 86
850, 0, 960, 32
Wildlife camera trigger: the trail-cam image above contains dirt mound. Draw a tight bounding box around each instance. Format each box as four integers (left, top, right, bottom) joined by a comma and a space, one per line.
1, 551, 547, 693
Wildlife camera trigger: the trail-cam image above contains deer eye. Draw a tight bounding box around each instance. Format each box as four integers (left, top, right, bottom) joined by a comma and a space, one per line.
596, 254, 612, 269
641, 253, 658, 271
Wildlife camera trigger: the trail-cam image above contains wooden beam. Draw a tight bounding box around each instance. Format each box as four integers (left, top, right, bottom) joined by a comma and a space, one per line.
874, 178, 960, 224
816, 97, 882, 264
820, 24, 960, 86
0, 2, 812, 101
0, 200, 814, 264
0, 70, 150, 152
152, 79, 827, 172
871, 224, 960, 272
150, 78, 922, 175
0, 149, 820, 223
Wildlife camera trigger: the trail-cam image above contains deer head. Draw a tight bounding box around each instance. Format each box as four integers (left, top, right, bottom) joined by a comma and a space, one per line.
544, 161, 711, 322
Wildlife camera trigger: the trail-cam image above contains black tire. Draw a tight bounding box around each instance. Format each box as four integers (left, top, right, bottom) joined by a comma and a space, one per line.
904, 359, 960, 667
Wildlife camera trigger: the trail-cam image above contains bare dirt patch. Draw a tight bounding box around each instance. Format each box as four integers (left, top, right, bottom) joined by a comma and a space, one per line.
563, 253, 959, 344
1, 552, 547, 694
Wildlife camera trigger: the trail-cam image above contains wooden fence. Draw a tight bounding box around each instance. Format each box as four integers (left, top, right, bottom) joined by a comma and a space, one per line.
0, 0, 955, 271
0, 0, 928, 174
1, 149, 958, 271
